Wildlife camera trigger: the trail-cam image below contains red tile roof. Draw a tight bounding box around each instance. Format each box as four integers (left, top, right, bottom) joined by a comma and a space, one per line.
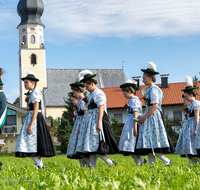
101, 82, 200, 109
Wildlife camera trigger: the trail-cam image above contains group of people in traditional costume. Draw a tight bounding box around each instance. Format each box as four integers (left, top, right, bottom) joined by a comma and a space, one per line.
67, 62, 175, 168
175, 76, 200, 165
1, 61, 200, 170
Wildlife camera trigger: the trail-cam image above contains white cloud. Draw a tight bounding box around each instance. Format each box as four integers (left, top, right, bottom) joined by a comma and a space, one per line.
1, 0, 200, 42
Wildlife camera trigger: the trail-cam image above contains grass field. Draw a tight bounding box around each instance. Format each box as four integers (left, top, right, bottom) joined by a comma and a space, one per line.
0, 154, 200, 189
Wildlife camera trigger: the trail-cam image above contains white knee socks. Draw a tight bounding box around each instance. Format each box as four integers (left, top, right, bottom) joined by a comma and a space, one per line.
148, 153, 170, 166
79, 157, 91, 167
156, 153, 170, 165
131, 155, 145, 165
31, 157, 43, 167
90, 155, 97, 169
98, 155, 113, 166
131, 155, 141, 165
148, 154, 155, 166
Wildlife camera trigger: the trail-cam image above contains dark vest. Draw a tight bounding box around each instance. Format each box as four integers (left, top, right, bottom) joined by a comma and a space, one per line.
29, 102, 42, 111
189, 110, 195, 117
88, 99, 98, 110
77, 109, 84, 116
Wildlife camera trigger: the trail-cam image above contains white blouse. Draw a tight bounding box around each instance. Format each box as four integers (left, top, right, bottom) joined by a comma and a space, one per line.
88, 88, 107, 112
128, 96, 141, 112
188, 100, 200, 111
150, 86, 159, 104
30, 90, 42, 103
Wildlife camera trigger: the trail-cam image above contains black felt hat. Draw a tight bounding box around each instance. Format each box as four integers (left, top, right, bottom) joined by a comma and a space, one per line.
181, 86, 197, 92
80, 74, 96, 83
141, 62, 159, 75
181, 76, 196, 92
70, 82, 84, 87
21, 73, 39, 82
120, 80, 139, 90
141, 68, 159, 75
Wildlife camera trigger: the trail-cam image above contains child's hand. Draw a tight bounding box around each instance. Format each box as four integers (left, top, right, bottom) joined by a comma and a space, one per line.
138, 116, 146, 124
96, 123, 101, 133
194, 130, 197, 137
27, 126, 32, 135
133, 128, 138, 137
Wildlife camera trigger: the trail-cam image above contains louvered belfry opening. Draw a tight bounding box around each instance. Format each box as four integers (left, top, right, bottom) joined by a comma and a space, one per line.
31, 54, 37, 66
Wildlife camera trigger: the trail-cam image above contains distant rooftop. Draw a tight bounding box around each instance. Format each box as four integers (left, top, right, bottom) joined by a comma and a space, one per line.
43, 69, 127, 107
101, 82, 200, 109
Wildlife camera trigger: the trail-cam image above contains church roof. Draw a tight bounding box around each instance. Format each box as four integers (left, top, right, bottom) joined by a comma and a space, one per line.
43, 69, 127, 107
17, 0, 44, 27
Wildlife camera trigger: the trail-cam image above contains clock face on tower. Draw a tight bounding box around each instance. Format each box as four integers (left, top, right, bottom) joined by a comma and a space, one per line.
22, 28, 26, 32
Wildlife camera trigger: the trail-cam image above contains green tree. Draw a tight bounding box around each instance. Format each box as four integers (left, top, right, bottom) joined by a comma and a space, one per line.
13, 96, 20, 106
48, 116, 60, 133
109, 117, 122, 144
164, 113, 183, 144
57, 92, 75, 153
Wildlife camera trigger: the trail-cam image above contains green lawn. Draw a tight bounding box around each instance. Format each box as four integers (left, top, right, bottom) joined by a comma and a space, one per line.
0, 154, 199, 189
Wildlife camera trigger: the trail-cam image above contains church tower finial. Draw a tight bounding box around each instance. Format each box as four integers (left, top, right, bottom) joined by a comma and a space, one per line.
17, 0, 44, 27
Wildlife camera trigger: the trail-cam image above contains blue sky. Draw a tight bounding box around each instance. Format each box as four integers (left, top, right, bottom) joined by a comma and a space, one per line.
0, 0, 200, 103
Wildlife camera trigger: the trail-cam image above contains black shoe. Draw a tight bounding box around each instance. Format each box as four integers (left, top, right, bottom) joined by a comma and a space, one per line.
112, 161, 117, 166
140, 159, 147, 165
0, 166, 3, 170
166, 161, 174, 166
38, 164, 46, 169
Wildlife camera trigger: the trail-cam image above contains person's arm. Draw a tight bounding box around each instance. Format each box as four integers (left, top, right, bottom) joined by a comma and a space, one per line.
133, 111, 138, 137
84, 110, 87, 114
194, 109, 199, 137
96, 105, 104, 133
27, 102, 39, 135
138, 103, 158, 124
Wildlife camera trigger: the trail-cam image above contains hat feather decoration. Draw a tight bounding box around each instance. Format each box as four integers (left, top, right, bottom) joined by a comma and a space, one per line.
185, 76, 193, 87
0, 68, 5, 79
79, 70, 93, 81
27, 71, 36, 78
125, 79, 135, 84
148, 62, 156, 71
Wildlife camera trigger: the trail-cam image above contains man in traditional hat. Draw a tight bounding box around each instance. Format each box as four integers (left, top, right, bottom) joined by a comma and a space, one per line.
0, 68, 7, 170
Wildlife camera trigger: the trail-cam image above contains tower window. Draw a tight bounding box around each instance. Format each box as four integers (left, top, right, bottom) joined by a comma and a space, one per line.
31, 54, 37, 66
40, 36, 42, 44
30, 35, 36, 44
22, 36, 26, 44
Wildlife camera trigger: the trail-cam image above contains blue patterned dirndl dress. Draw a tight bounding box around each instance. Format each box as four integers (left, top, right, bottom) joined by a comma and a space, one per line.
176, 100, 200, 158
15, 89, 55, 157
75, 88, 119, 155
119, 96, 142, 154
136, 85, 175, 155
67, 97, 87, 158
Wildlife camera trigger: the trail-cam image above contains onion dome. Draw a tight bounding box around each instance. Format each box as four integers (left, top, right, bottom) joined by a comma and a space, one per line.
17, 0, 44, 27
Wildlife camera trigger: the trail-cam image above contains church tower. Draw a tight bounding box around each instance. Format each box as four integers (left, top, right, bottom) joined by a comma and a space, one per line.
17, 0, 47, 107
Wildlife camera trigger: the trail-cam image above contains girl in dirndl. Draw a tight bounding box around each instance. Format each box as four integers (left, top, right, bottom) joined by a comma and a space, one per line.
176, 76, 200, 164
137, 62, 175, 166
75, 70, 119, 169
119, 80, 147, 165
67, 82, 91, 167
15, 72, 55, 168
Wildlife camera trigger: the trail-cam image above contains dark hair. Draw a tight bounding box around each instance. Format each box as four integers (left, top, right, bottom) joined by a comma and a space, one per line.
185, 90, 196, 97
71, 86, 84, 93
144, 73, 156, 82
84, 78, 98, 85
121, 86, 136, 95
